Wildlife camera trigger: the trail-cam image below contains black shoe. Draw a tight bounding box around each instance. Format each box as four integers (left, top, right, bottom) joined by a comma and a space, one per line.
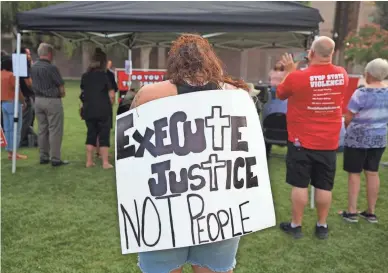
52, 160, 69, 167
40, 159, 50, 164
315, 224, 329, 240
359, 211, 378, 223
339, 211, 359, 223
279, 222, 303, 239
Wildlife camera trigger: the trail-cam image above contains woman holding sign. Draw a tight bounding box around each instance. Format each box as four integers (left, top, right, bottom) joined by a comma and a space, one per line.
130, 34, 249, 273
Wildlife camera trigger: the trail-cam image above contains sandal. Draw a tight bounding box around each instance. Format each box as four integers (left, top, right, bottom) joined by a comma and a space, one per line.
8, 154, 28, 160
359, 211, 378, 223
338, 211, 359, 223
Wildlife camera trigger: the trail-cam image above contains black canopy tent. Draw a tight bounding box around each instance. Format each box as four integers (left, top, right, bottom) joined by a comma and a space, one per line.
10, 1, 323, 177
16, 1, 324, 51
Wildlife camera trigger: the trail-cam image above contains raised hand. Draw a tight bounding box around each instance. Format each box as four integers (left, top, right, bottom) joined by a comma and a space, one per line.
280, 53, 298, 73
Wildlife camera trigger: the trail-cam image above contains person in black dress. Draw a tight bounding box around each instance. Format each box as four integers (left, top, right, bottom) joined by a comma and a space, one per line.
80, 50, 114, 169
94, 54, 118, 158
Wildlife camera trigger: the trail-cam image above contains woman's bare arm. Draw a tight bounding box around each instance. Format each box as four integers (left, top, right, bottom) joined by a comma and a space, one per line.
130, 81, 177, 109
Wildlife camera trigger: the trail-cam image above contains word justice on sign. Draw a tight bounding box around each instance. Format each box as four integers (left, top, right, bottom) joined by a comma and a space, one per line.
115, 89, 276, 254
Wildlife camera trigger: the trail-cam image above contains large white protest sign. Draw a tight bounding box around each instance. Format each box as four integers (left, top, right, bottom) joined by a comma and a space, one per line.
115, 90, 276, 254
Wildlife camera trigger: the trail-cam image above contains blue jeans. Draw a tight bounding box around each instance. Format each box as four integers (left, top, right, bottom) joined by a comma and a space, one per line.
138, 238, 240, 273
2, 101, 22, 152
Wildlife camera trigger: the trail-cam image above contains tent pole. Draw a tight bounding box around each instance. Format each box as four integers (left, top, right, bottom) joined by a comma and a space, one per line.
310, 33, 319, 209
128, 48, 132, 89
11, 32, 22, 174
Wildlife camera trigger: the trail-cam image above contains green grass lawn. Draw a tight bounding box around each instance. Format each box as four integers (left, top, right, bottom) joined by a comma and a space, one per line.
2, 80, 388, 273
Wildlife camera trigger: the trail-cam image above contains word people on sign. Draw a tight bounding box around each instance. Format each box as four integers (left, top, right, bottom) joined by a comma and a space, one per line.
116, 69, 166, 90
115, 90, 275, 254
0, 127, 7, 147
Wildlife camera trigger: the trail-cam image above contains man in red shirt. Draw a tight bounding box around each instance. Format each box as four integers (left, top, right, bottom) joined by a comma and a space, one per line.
276, 36, 348, 239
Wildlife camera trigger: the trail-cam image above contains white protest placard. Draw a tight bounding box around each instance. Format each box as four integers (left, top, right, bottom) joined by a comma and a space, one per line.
115, 90, 276, 254
124, 60, 132, 75
12, 53, 28, 77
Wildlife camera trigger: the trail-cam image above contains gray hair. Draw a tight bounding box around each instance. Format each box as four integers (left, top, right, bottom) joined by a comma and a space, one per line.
365, 58, 388, 81
311, 36, 335, 58
37, 43, 53, 57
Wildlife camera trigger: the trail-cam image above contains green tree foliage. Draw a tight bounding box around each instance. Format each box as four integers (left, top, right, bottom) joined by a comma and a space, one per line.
344, 24, 388, 65
298, 1, 311, 6
1, 1, 61, 33
0, 1, 78, 58
374, 1, 388, 30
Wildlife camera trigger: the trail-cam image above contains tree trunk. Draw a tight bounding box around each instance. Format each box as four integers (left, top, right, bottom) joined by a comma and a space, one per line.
333, 2, 360, 70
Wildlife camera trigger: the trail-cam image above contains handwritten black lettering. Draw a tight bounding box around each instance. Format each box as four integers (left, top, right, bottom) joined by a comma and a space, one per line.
207, 213, 221, 241
197, 216, 209, 244
183, 119, 207, 154
230, 207, 242, 237
217, 209, 230, 240
121, 202, 141, 249
169, 111, 190, 156
169, 169, 189, 194
239, 201, 252, 235
188, 164, 206, 191
156, 194, 181, 247
201, 154, 226, 192
154, 117, 173, 156
205, 106, 230, 151
233, 157, 245, 189
187, 194, 205, 245
225, 160, 232, 189
133, 128, 157, 158
245, 157, 258, 188
148, 160, 171, 197
141, 197, 162, 247
116, 113, 135, 160
231, 116, 248, 152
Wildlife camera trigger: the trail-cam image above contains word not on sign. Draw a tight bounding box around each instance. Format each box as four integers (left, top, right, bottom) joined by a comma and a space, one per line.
115, 90, 276, 254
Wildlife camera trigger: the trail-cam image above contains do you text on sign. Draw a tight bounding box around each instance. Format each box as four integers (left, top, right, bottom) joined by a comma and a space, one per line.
115, 90, 276, 254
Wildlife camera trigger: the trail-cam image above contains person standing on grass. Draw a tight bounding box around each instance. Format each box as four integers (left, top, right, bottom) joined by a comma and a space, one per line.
131, 33, 249, 273
276, 36, 349, 239
94, 57, 118, 159
31, 43, 69, 167
1, 56, 28, 160
80, 49, 115, 169
19, 47, 36, 147
339, 58, 388, 224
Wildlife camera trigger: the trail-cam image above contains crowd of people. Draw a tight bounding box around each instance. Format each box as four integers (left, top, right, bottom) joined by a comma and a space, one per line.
129, 34, 387, 273
1, 44, 118, 169
1, 33, 387, 273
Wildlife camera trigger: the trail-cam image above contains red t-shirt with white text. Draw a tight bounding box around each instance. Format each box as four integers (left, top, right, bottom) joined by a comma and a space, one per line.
276, 64, 349, 150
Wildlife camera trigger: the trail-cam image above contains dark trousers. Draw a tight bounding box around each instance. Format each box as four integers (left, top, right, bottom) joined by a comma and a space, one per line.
35, 97, 64, 161
20, 97, 35, 146
85, 116, 111, 147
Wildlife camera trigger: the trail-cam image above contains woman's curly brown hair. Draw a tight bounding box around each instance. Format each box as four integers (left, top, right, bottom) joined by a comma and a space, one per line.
166, 34, 248, 91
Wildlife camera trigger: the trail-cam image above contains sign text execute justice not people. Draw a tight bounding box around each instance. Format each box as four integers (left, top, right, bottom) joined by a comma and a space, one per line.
115, 90, 276, 254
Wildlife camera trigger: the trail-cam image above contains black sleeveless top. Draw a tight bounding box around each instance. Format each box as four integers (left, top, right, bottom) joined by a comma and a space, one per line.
176, 82, 221, 95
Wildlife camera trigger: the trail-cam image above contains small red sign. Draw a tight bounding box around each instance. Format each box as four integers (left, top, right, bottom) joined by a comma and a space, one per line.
116, 69, 166, 91
0, 127, 7, 148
